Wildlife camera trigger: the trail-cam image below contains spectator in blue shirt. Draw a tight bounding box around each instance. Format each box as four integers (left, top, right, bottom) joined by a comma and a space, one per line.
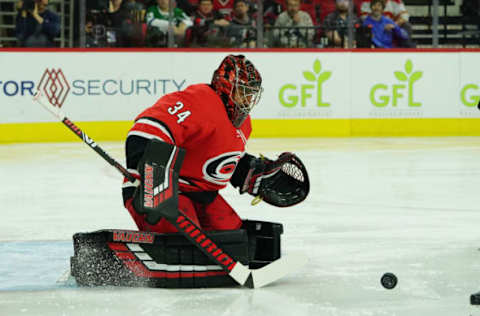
15, 0, 60, 47
362, 0, 407, 48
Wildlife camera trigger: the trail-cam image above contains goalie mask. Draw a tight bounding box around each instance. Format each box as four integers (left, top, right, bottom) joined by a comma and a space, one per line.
211, 55, 263, 128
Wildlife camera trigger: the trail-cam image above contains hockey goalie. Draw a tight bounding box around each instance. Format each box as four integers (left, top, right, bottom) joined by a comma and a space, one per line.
70, 55, 310, 288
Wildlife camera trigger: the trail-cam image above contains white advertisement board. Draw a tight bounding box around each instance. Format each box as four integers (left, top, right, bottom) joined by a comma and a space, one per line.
0, 52, 222, 123
350, 53, 461, 118
458, 52, 480, 118
255, 53, 352, 119
0, 51, 479, 123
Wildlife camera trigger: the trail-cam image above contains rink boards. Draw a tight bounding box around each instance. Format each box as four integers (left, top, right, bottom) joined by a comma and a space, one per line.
1, 49, 480, 142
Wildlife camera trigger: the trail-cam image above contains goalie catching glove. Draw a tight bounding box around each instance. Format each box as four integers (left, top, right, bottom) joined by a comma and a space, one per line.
231, 152, 309, 207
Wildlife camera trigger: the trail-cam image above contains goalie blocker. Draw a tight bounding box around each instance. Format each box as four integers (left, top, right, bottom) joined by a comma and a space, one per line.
70, 220, 283, 288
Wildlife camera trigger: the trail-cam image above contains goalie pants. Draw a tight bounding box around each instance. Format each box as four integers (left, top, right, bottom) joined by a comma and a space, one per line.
125, 194, 243, 233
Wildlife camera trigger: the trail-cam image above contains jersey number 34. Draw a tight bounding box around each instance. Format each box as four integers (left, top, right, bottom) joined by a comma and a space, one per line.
168, 101, 191, 124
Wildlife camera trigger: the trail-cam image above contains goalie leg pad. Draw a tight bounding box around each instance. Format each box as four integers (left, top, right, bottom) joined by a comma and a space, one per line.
71, 229, 249, 288
70, 220, 284, 288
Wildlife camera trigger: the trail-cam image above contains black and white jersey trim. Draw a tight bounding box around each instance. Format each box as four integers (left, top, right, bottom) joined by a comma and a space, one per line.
128, 117, 175, 144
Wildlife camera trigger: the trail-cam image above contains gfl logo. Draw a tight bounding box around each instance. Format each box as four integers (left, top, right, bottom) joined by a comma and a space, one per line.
370, 60, 423, 107
278, 59, 331, 108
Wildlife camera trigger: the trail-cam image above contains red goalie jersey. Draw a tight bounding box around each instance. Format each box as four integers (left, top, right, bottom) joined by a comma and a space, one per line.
123, 55, 263, 234
122, 83, 252, 233
126, 83, 251, 194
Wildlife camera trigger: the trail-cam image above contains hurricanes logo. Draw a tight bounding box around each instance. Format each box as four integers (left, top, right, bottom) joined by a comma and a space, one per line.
38, 68, 71, 108
202, 152, 243, 185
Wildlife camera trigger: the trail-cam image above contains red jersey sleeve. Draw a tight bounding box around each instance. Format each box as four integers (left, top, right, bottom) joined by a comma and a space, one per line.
128, 94, 192, 147
122, 87, 207, 206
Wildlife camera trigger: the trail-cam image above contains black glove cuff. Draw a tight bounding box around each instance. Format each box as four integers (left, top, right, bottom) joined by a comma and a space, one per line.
230, 153, 256, 188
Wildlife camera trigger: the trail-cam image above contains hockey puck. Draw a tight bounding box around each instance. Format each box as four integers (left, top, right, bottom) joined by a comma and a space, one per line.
471, 291, 480, 305
381, 273, 397, 290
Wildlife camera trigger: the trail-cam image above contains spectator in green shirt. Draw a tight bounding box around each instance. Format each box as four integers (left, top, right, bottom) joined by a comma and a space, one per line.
145, 0, 192, 46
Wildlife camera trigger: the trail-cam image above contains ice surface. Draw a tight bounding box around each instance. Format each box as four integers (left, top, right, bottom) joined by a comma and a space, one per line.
1, 137, 480, 316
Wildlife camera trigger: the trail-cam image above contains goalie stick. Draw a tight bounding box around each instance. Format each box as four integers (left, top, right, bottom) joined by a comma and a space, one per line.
33, 90, 307, 288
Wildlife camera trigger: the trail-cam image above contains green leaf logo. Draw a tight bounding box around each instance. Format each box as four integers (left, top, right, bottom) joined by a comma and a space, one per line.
303, 71, 316, 82
394, 59, 423, 84
370, 59, 423, 108
279, 59, 332, 108
405, 60, 413, 74
318, 71, 331, 82
394, 71, 408, 82
303, 59, 331, 83
410, 71, 422, 82
304, 59, 332, 84
313, 60, 321, 74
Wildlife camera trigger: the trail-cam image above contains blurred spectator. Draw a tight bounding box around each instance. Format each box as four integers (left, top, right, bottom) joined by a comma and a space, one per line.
226, 0, 256, 48
176, 0, 198, 15
316, 0, 362, 25
360, 0, 414, 47
323, 0, 361, 47
273, 0, 314, 47
105, 0, 126, 45
264, 0, 317, 22
363, 0, 408, 48
212, 0, 235, 17
123, 0, 146, 28
83, 0, 145, 47
188, 0, 229, 46
263, 0, 283, 26
109, 0, 123, 13
83, 6, 110, 47
123, 0, 145, 11
107, 0, 145, 46
84, 16, 98, 47
15, 0, 60, 47
145, 0, 193, 46
298, 0, 320, 24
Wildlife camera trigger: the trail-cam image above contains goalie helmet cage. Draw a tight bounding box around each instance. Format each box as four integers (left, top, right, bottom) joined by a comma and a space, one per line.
70, 220, 283, 288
